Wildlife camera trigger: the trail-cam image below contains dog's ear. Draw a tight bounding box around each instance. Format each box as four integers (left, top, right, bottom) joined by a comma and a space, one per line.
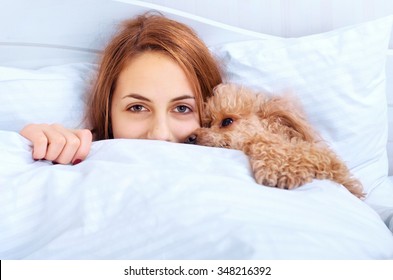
257, 96, 320, 142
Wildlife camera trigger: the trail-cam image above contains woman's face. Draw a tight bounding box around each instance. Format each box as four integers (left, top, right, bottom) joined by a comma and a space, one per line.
111, 51, 199, 142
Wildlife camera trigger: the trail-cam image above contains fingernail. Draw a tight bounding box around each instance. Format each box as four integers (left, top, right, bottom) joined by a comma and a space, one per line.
72, 159, 82, 165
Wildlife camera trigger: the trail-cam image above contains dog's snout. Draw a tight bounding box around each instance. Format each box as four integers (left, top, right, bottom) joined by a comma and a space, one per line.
185, 134, 197, 144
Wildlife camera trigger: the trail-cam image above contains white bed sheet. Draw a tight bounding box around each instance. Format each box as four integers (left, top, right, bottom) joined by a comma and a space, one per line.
1, 131, 392, 259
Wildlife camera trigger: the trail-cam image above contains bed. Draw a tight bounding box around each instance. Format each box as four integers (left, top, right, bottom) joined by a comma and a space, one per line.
0, 0, 392, 259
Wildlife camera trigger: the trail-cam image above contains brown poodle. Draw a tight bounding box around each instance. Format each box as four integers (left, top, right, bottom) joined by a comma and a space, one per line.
186, 84, 364, 199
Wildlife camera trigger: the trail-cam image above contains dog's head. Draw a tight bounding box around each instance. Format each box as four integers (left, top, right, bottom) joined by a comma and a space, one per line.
185, 84, 266, 150
185, 83, 319, 151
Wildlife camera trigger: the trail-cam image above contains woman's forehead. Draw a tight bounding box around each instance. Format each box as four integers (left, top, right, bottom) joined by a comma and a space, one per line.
114, 52, 195, 101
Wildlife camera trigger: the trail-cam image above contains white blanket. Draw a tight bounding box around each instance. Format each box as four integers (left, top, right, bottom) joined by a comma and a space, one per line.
1, 131, 392, 259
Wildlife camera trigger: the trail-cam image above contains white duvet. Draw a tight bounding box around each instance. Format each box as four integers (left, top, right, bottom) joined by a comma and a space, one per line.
1, 131, 392, 259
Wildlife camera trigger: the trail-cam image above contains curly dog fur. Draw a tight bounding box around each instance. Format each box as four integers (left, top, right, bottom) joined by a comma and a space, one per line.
186, 83, 364, 199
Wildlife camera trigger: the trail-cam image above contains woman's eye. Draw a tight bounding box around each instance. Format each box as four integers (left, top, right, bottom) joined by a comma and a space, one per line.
221, 118, 233, 127
128, 105, 146, 112
174, 105, 192, 113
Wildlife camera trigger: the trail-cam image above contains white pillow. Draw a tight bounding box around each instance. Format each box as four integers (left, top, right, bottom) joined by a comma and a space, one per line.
0, 63, 97, 132
210, 16, 393, 197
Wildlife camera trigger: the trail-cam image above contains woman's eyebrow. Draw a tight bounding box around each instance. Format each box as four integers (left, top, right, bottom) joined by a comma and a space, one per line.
170, 95, 195, 102
122, 93, 151, 102
122, 93, 194, 102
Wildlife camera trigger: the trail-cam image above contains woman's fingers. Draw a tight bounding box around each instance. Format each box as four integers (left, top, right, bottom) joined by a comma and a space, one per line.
43, 124, 70, 162
20, 124, 51, 160
48, 124, 81, 164
20, 124, 93, 164
70, 129, 93, 165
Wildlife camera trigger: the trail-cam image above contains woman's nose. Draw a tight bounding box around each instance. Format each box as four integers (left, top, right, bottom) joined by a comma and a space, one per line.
147, 118, 172, 141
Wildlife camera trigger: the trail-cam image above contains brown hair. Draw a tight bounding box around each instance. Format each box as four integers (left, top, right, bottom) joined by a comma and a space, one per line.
87, 12, 223, 140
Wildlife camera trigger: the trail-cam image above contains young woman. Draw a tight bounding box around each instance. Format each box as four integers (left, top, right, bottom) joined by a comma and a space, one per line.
20, 13, 223, 165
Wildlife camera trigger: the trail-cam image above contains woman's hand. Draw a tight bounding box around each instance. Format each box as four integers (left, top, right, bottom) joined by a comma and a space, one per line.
20, 124, 93, 165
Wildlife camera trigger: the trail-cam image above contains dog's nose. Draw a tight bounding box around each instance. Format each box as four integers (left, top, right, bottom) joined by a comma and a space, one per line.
185, 134, 197, 144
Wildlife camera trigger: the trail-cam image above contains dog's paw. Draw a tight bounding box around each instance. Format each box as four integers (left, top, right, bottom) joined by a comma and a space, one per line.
255, 172, 307, 190
254, 171, 277, 188
277, 176, 297, 189
276, 175, 311, 189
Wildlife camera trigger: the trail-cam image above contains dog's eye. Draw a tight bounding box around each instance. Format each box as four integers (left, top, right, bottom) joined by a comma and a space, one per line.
221, 118, 233, 128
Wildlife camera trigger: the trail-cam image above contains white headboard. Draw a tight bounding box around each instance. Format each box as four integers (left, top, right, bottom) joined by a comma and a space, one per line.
1, 0, 392, 174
